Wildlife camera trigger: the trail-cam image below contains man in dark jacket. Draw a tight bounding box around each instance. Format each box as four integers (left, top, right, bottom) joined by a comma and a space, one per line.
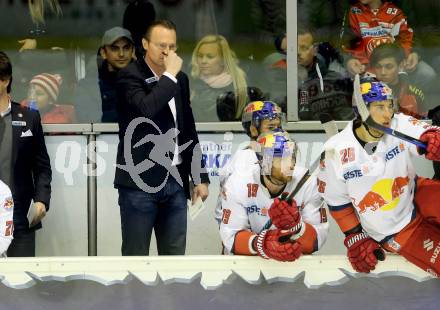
0, 51, 52, 257
115, 20, 209, 256
99, 27, 135, 122
297, 28, 354, 121
75, 27, 134, 123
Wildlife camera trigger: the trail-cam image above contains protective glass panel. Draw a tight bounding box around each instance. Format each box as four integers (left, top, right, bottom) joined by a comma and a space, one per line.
297, 0, 440, 121
0, 0, 288, 124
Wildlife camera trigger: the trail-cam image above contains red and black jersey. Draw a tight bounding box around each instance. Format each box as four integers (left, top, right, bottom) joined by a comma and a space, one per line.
345, 1, 413, 64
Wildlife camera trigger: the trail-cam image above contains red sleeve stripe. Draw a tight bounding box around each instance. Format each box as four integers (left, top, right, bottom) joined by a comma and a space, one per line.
330, 207, 360, 233
297, 223, 318, 254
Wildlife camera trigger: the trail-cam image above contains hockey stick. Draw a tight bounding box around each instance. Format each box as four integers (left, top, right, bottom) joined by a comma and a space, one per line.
260, 113, 338, 232
285, 113, 339, 202
353, 74, 427, 150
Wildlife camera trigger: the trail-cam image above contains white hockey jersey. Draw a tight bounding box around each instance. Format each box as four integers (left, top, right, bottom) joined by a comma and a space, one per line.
215, 147, 257, 224
219, 149, 329, 254
318, 113, 434, 241
0, 180, 14, 256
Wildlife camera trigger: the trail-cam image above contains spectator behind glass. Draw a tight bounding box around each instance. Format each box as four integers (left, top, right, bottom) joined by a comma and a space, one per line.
22, 73, 76, 124
99, 27, 135, 122
190, 35, 249, 122
18, 0, 62, 52
369, 43, 427, 118
343, 0, 436, 86
297, 28, 354, 121
262, 35, 288, 111
74, 27, 135, 123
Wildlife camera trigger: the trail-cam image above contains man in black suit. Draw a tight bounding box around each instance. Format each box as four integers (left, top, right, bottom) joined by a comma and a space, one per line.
115, 20, 209, 256
0, 51, 52, 257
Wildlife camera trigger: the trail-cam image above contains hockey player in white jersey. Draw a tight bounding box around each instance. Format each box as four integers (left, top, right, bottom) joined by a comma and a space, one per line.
0, 180, 14, 256
220, 129, 329, 261
215, 101, 285, 223
318, 77, 440, 275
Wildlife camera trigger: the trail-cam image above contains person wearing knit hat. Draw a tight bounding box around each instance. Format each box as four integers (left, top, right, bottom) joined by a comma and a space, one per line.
30, 73, 62, 109
24, 73, 76, 123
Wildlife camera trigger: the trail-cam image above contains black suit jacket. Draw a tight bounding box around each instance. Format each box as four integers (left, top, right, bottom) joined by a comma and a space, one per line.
115, 58, 209, 198
10, 102, 52, 233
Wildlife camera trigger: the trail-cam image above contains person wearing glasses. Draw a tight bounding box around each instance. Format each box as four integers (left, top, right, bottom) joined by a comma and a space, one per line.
297, 27, 354, 121
115, 20, 209, 256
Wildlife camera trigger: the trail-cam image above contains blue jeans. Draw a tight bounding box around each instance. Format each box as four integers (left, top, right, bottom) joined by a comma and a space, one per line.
118, 177, 187, 256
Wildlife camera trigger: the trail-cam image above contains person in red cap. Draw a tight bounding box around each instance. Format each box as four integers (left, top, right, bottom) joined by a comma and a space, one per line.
22, 73, 76, 123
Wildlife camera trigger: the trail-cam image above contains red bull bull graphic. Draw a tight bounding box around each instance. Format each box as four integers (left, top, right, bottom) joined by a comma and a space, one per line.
391, 176, 410, 200
355, 177, 410, 214
3, 197, 13, 211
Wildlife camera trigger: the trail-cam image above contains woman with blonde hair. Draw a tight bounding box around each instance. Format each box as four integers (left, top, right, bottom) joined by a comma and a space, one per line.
190, 35, 251, 122
18, 0, 62, 52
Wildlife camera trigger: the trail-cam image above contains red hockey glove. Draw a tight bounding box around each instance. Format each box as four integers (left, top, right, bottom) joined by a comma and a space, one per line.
269, 196, 302, 232
419, 129, 440, 161
344, 232, 385, 273
253, 229, 302, 262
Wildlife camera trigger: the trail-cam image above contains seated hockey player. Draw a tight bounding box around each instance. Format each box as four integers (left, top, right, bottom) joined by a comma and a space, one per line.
318, 77, 440, 275
219, 129, 329, 261
215, 100, 285, 223
241, 100, 286, 140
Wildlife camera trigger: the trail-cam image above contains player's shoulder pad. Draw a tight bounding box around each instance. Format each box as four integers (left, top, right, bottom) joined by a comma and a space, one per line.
229, 149, 259, 174
219, 148, 255, 179
395, 112, 434, 130
222, 173, 251, 202
323, 127, 348, 151
0, 180, 12, 196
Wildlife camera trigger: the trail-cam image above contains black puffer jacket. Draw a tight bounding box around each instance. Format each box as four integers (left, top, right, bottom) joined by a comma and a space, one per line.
298, 54, 354, 121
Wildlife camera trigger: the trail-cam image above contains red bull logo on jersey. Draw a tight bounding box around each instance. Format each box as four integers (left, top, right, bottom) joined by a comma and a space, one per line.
3, 197, 13, 211
355, 176, 409, 214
